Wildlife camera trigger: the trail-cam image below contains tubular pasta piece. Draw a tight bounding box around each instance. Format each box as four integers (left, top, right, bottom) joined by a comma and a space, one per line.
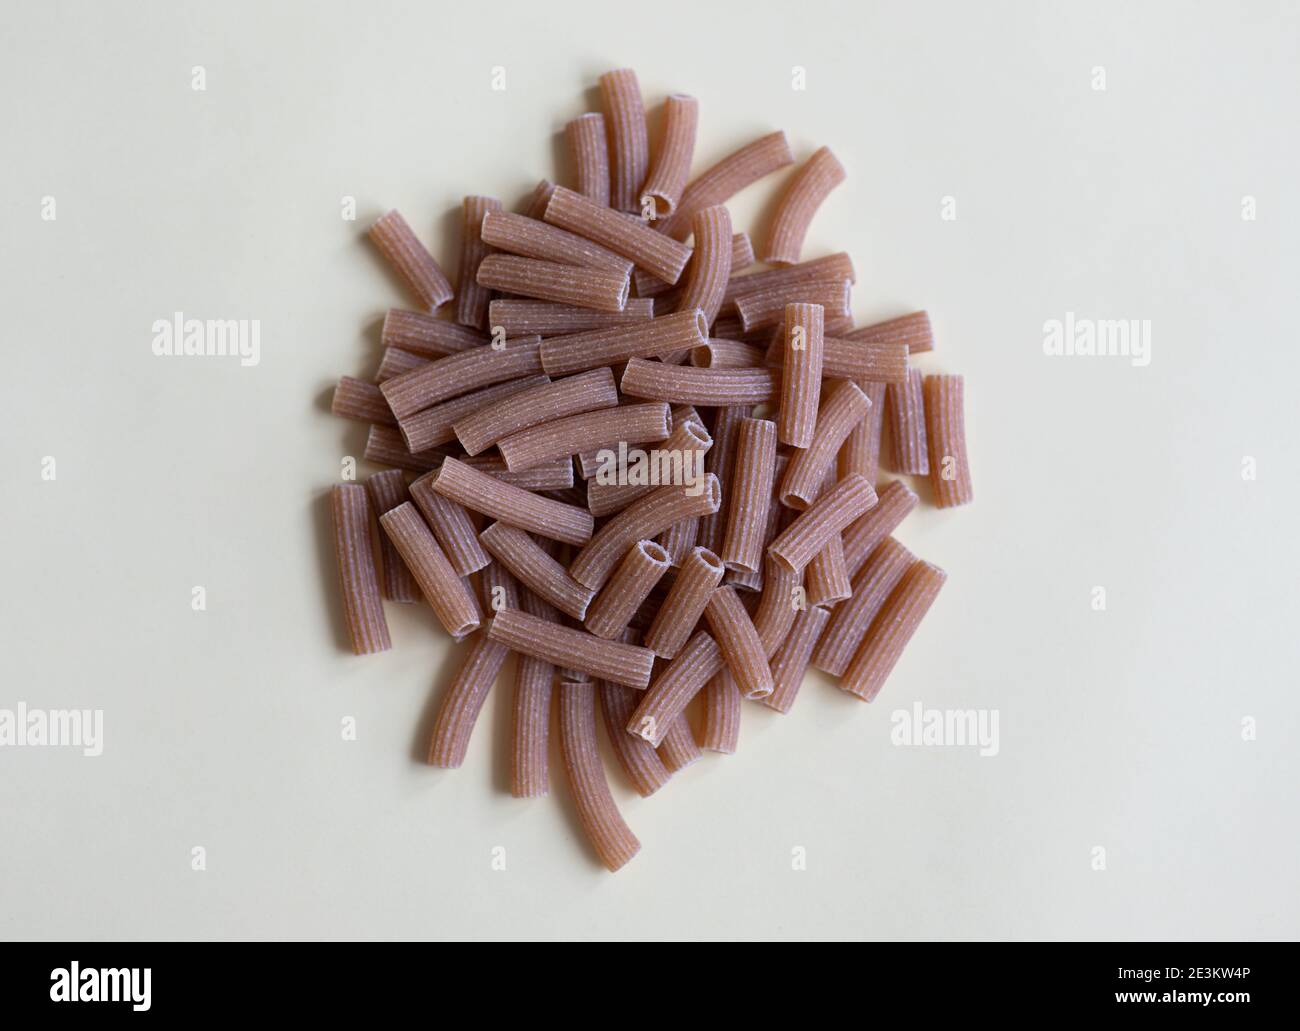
600, 681, 672, 796
620, 359, 777, 406
656, 131, 795, 240
431, 457, 593, 545
544, 186, 692, 284
381, 338, 543, 421
838, 381, 888, 483
600, 69, 649, 213
488, 608, 655, 689
657, 516, 700, 566
642, 93, 698, 217
780, 379, 873, 509
701, 671, 741, 754
813, 536, 914, 676
408, 473, 491, 576
366, 470, 419, 604
330, 484, 392, 654
479, 211, 633, 276
487, 297, 653, 337
762, 604, 832, 714
569, 476, 721, 591
691, 339, 765, 369
721, 252, 856, 313
479, 520, 595, 620
453, 368, 618, 456
399, 374, 551, 454
364, 424, 453, 474
498, 402, 670, 473
369, 209, 453, 311
643, 546, 725, 658
658, 714, 702, 772
460, 456, 573, 492
626, 632, 724, 747
375, 346, 429, 383
923, 374, 973, 507
725, 458, 789, 593
476, 254, 629, 314
585, 541, 672, 640
635, 232, 755, 298
885, 367, 929, 475
673, 205, 732, 337
778, 302, 825, 447
763, 146, 847, 265
734, 278, 851, 332
565, 112, 611, 206
696, 406, 748, 555
539, 309, 707, 376
512, 586, 556, 797
333, 376, 395, 426
456, 196, 502, 329
841, 560, 947, 702
558, 680, 641, 871
720, 418, 777, 573
704, 586, 774, 698
764, 334, 909, 384
842, 479, 919, 576
753, 557, 803, 658
844, 310, 934, 354
378, 502, 482, 637
806, 533, 852, 607
521, 179, 556, 220
381, 309, 487, 357
769, 474, 878, 574
585, 416, 712, 517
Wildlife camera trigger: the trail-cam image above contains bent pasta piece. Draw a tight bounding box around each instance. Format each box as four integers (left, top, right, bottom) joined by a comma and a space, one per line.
461, 456, 573, 492
479, 211, 633, 276
430, 457, 593, 545
644, 546, 726, 658
487, 297, 653, 337
600, 69, 649, 213
539, 309, 708, 376
455, 195, 502, 329
641, 93, 698, 218
636, 232, 755, 298
497, 402, 670, 472
752, 558, 803, 658
364, 424, 453, 474
813, 536, 914, 676
366, 470, 418, 604
656, 131, 795, 240
401, 373, 550, 453
845, 310, 934, 354
923, 374, 974, 507
778, 302, 825, 447
488, 608, 655, 688
544, 186, 692, 284
692, 339, 766, 369
479, 520, 595, 620
763, 604, 833, 714
620, 359, 777, 406
721, 252, 856, 314
780, 379, 873, 509
408, 473, 490, 576
720, 418, 777, 573
763, 146, 848, 265
841, 559, 947, 702
453, 368, 618, 456
369, 209, 453, 311
842, 479, 919, 576
381, 338, 543, 421
658, 714, 702, 772
626, 632, 724, 746
600, 680, 672, 796
566, 112, 611, 206
734, 277, 851, 332
378, 502, 482, 637
701, 671, 741, 754
585, 540, 672, 640
512, 588, 556, 798
704, 586, 774, 698
333, 376, 396, 427
839, 381, 888, 483
769, 474, 878, 574
806, 533, 852, 608
885, 367, 929, 475
569, 476, 721, 591
476, 254, 629, 314
330, 484, 392, 654
381, 309, 487, 357
673, 205, 732, 334
558, 680, 641, 871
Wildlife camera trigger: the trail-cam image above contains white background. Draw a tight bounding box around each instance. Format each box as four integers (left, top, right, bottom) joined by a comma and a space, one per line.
2, 0, 1297, 941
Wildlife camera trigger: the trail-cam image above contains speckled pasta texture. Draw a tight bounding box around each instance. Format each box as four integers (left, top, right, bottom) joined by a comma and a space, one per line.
331, 485, 392, 654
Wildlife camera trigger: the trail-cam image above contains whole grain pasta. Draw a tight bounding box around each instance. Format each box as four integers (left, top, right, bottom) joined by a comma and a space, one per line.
778, 302, 825, 447
333, 376, 396, 426
375, 346, 429, 382
544, 186, 692, 284
752, 557, 803, 658
620, 359, 778, 406
700, 671, 741, 754
365, 470, 418, 604
765, 335, 909, 384
641, 93, 698, 217
565, 112, 611, 206
369, 209, 453, 311
812, 536, 914, 676
673, 205, 732, 334
841, 479, 919, 575
487, 297, 653, 337
643, 546, 725, 658
431, 457, 594, 545
497, 402, 671, 472
381, 338, 543, 421
461, 455, 574, 492
479, 211, 634, 276
769, 474, 878, 574
721, 252, 856, 314
763, 146, 847, 265
734, 277, 851, 332
378, 502, 482, 637
539, 309, 708, 375
923, 374, 973, 507
635, 232, 755, 298
626, 631, 724, 746
806, 532, 852, 608
657, 516, 700, 566
364, 424, 453, 474
840, 559, 947, 702
780, 378, 872, 509
455, 195, 502, 329
691, 339, 766, 369
381, 309, 487, 357
331, 484, 392, 654
399, 373, 551, 453
408, 473, 490, 576
478, 520, 595, 620
838, 381, 888, 483
488, 608, 656, 688
600, 680, 672, 796
720, 417, 777, 573
658, 714, 702, 772
511, 588, 556, 798
762, 604, 832, 714
585, 540, 672, 640
884, 367, 929, 475
453, 368, 618, 456
522, 179, 556, 219
704, 586, 774, 698
475, 254, 629, 314
844, 310, 934, 354
585, 416, 711, 517
599, 69, 649, 213
656, 131, 795, 240
696, 406, 748, 554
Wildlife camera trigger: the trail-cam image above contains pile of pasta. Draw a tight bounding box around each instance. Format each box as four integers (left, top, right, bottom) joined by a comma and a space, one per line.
329, 70, 972, 871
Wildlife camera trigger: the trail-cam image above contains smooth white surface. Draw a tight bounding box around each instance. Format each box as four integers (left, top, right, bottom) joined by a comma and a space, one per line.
2, 0, 1298, 941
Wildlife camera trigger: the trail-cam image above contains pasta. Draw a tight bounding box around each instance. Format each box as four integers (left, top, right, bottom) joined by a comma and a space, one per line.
455, 196, 502, 329
585, 540, 672, 639
840, 560, 947, 702
657, 516, 700, 566
369, 209, 453, 311
752, 557, 803, 658
569, 476, 721, 591
762, 604, 833, 714
539, 309, 708, 376
460, 455, 574, 491
763, 146, 847, 265
364, 424, 452, 474
657, 715, 702, 772
721, 252, 856, 314
697, 406, 748, 554
511, 588, 556, 798
430, 457, 594, 545
720, 418, 777, 573
885, 367, 929, 475
700, 671, 741, 753
408, 473, 491, 576
479, 211, 634, 276
565, 112, 611, 206
838, 381, 888, 483
478, 520, 595, 620
600, 680, 672, 796
378, 502, 482, 638
453, 368, 618, 456
626, 632, 724, 746
643, 546, 726, 658
332, 376, 396, 427
475, 254, 630, 313
780, 378, 873, 509
656, 131, 795, 240
764, 334, 909, 383
641, 93, 698, 217
691, 339, 766, 369
599, 69, 649, 213
806, 533, 852, 608
734, 277, 851, 332
844, 310, 934, 354
923, 374, 974, 507
497, 402, 671, 472
841, 479, 919, 575
365, 470, 418, 604
330, 484, 392, 654
375, 346, 428, 382
585, 416, 711, 517
522, 179, 556, 220
544, 186, 692, 284
672, 205, 732, 335
726, 459, 788, 593
635, 232, 755, 299
768, 473, 878, 574
381, 309, 487, 357
778, 302, 825, 447
487, 297, 653, 337
813, 536, 914, 676
400, 373, 551, 453
488, 608, 656, 688
704, 586, 774, 698
381, 338, 543, 420
620, 359, 778, 406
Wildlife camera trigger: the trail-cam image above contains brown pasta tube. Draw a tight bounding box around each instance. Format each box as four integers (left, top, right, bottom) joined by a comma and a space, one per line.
330, 484, 392, 654
487, 608, 656, 689
381, 338, 543, 421
381, 309, 487, 357
479, 211, 633, 275
841, 479, 919, 576
657, 714, 703, 772
841, 559, 947, 702
398, 373, 550, 454
720, 418, 777, 573
923, 374, 973, 507
521, 179, 556, 219
806, 533, 852, 608
626, 631, 724, 747
431, 457, 593, 546
778, 302, 825, 447
769, 474, 878, 574
599, 69, 649, 213
544, 186, 692, 284
487, 297, 653, 338
884, 367, 929, 475
643, 546, 726, 658
565, 112, 611, 206
476, 254, 629, 314
600, 681, 672, 797
369, 209, 453, 311
734, 277, 851, 332
333, 376, 396, 427
762, 604, 833, 714
497, 402, 671, 473
720, 252, 856, 313
763, 146, 848, 265
752, 557, 803, 659
704, 586, 774, 699
764, 334, 908, 384
539, 309, 708, 376
511, 587, 557, 798
453, 368, 618, 456
365, 470, 418, 604
657, 516, 700, 566
585, 416, 712, 517
838, 381, 888, 484
636, 232, 756, 298
408, 473, 490, 576
813, 536, 915, 676
378, 502, 482, 638
375, 346, 429, 382
691, 339, 766, 369
620, 359, 778, 407
478, 520, 595, 620
656, 131, 795, 240
364, 424, 453, 474
701, 671, 742, 754
697, 406, 749, 554
780, 379, 873, 509
585, 540, 672, 640
844, 310, 934, 354
642, 93, 698, 217
673, 205, 732, 336
455, 195, 502, 329
460, 456, 573, 492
